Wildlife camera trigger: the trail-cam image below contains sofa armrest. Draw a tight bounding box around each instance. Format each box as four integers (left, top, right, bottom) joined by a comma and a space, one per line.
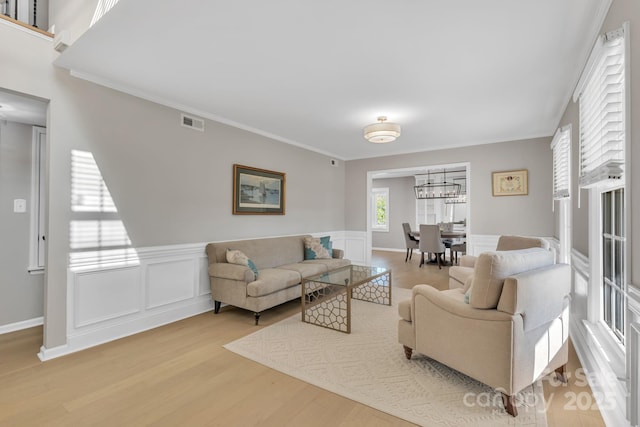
209, 263, 255, 282
413, 285, 513, 322
332, 248, 344, 259
497, 264, 571, 331
459, 255, 477, 268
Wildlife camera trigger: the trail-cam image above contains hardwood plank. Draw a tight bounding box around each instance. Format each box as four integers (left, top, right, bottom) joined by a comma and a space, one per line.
0, 250, 605, 426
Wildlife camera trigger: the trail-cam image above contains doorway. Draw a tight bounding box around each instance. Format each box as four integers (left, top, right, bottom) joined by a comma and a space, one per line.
366, 162, 470, 265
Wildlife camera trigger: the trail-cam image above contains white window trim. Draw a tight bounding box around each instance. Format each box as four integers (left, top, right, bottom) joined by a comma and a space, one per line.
28, 126, 46, 274
587, 183, 626, 376
371, 187, 389, 232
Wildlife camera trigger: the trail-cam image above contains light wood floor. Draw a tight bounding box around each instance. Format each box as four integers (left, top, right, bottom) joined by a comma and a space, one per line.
0, 250, 605, 426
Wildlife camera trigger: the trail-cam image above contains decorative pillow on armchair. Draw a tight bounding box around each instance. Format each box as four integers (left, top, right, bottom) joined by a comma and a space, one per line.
304, 236, 332, 260
226, 249, 259, 278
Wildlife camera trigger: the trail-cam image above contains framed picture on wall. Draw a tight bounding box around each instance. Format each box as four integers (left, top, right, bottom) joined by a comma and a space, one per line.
492, 169, 528, 196
233, 164, 286, 214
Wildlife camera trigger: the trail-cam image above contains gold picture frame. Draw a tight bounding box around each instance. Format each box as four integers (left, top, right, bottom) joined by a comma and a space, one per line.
492, 169, 528, 196
233, 164, 286, 215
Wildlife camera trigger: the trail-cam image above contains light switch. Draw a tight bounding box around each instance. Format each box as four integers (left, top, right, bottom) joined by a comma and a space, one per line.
13, 199, 26, 213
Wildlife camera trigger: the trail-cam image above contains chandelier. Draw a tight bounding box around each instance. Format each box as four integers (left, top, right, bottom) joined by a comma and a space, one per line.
414, 170, 461, 200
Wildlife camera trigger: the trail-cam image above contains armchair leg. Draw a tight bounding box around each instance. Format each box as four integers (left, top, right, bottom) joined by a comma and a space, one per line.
436, 253, 442, 269
419, 252, 424, 268
403, 345, 413, 360
501, 393, 518, 417
409, 248, 413, 260
405, 248, 410, 262
555, 364, 568, 383
254, 312, 261, 325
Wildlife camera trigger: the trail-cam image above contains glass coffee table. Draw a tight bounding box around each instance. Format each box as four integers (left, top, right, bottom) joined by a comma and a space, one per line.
301, 265, 391, 333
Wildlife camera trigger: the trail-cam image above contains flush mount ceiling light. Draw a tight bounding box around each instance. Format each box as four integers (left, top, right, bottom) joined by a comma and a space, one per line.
363, 116, 401, 143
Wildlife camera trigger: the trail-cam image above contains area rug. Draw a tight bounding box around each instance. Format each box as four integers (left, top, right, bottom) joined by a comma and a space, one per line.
224, 287, 547, 427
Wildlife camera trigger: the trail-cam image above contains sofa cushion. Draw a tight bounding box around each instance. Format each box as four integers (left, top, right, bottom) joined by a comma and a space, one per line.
278, 262, 327, 279
226, 249, 259, 277
304, 236, 332, 260
304, 258, 351, 270
246, 268, 302, 297
470, 248, 554, 309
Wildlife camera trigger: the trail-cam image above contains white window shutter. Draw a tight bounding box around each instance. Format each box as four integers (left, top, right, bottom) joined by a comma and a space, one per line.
577, 29, 625, 188
551, 126, 571, 200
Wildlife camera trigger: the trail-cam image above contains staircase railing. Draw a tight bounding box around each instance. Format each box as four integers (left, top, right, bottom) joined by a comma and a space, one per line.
1, 0, 51, 37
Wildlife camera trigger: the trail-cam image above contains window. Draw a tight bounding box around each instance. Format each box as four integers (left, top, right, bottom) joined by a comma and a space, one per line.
551, 125, 571, 201
575, 28, 625, 190
29, 126, 46, 272
371, 188, 389, 232
602, 188, 625, 343
575, 24, 628, 346
550, 125, 571, 263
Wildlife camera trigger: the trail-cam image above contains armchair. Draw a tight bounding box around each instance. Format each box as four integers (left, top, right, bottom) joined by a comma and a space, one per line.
398, 248, 571, 417
449, 235, 550, 289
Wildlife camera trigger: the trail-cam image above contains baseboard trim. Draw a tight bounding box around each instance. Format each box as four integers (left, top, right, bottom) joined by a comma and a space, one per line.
41, 298, 212, 361
0, 316, 44, 335
372, 247, 406, 253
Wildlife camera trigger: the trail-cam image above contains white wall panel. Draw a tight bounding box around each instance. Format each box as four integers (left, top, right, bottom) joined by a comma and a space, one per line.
145, 259, 195, 309
74, 267, 140, 328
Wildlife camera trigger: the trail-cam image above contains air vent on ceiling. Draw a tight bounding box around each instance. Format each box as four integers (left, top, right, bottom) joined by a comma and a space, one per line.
180, 113, 204, 132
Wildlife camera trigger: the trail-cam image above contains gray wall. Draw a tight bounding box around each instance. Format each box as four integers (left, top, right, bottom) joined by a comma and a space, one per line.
554, 0, 639, 287
372, 177, 415, 249
555, 92, 589, 256
346, 137, 554, 237
0, 121, 44, 326
40, 71, 346, 347
60, 77, 345, 247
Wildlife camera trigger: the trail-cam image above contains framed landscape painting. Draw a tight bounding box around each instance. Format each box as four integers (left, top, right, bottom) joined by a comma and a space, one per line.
233, 164, 286, 214
492, 169, 528, 196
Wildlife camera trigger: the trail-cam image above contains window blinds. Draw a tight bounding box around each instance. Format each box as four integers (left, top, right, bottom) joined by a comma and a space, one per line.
551, 126, 571, 200
576, 28, 626, 188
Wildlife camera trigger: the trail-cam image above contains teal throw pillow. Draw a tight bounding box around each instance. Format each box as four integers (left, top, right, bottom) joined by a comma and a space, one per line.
247, 259, 259, 278
320, 236, 333, 256
304, 237, 331, 260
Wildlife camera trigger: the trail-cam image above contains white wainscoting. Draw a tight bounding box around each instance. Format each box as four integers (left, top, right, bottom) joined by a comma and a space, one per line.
627, 287, 640, 427
569, 249, 634, 427
39, 231, 369, 361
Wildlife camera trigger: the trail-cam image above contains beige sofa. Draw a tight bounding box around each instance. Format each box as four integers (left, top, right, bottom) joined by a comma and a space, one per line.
398, 247, 571, 416
448, 235, 550, 289
205, 235, 350, 324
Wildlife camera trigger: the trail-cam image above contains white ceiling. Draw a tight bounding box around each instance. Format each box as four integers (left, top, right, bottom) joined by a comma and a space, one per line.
54, 0, 609, 160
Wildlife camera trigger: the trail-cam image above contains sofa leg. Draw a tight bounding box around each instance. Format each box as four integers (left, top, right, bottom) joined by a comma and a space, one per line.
214, 300, 221, 314
555, 364, 568, 383
254, 312, 261, 325
403, 345, 413, 360
501, 393, 518, 417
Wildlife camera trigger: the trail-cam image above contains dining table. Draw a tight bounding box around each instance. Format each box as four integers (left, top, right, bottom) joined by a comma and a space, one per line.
410, 230, 466, 239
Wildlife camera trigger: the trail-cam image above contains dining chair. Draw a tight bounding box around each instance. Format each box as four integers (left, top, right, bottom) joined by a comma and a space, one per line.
418, 224, 446, 269
402, 222, 419, 262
